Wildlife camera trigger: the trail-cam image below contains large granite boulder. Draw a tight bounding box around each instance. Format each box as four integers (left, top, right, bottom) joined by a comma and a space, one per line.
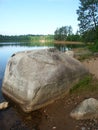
2, 48, 88, 113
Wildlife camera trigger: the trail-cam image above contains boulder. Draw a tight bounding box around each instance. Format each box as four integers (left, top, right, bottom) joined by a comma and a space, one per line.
65, 50, 74, 57
70, 98, 98, 120
2, 48, 88, 113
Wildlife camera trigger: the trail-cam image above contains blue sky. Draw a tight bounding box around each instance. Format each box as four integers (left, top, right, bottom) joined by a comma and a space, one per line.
0, 0, 79, 35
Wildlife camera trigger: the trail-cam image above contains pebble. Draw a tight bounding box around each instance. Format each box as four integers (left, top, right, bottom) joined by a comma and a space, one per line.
81, 126, 86, 130
52, 126, 56, 129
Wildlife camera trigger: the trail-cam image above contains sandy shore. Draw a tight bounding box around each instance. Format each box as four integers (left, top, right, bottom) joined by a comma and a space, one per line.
83, 57, 98, 79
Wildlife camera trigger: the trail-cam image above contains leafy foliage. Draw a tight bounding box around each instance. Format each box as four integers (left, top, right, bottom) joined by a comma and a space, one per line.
66, 34, 81, 41
77, 0, 98, 33
54, 26, 73, 41
77, 0, 98, 44
54, 26, 81, 41
88, 40, 98, 52
0, 34, 54, 43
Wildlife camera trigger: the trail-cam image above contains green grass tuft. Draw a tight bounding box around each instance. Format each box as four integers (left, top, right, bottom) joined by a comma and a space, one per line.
70, 75, 98, 94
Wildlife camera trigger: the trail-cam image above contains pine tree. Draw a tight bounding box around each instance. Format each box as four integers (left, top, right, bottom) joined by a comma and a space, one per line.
77, 0, 98, 34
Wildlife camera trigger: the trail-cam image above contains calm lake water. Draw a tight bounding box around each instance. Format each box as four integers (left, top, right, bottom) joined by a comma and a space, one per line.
0, 42, 53, 130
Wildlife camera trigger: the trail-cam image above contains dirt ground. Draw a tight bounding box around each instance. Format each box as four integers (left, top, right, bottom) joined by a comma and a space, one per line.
1, 56, 98, 130
38, 57, 98, 130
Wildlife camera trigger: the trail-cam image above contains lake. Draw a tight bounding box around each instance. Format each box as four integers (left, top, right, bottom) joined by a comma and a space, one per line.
0, 42, 54, 130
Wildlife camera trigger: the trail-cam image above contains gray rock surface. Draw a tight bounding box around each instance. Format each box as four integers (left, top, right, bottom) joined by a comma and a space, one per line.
2, 48, 88, 112
65, 50, 74, 57
70, 98, 98, 120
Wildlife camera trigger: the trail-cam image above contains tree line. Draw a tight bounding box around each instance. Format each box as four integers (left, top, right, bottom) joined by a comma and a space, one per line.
54, 0, 98, 45
0, 35, 54, 42
0, 35, 30, 42
54, 26, 81, 41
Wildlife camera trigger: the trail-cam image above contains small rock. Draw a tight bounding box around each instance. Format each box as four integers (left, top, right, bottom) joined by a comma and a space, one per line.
81, 127, 86, 130
52, 126, 56, 129
70, 98, 98, 120
0, 101, 9, 110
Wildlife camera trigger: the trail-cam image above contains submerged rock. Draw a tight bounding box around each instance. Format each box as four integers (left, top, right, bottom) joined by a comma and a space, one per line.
70, 98, 98, 120
2, 48, 88, 113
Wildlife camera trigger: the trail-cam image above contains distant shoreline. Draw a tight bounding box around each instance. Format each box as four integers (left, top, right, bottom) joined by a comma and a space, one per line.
54, 41, 83, 45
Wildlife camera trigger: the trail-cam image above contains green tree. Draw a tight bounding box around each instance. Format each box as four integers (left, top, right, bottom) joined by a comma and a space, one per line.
54, 26, 73, 41
67, 25, 73, 36
77, 0, 98, 34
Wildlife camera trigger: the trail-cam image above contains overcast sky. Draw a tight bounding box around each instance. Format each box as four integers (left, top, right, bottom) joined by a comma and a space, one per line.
0, 0, 79, 35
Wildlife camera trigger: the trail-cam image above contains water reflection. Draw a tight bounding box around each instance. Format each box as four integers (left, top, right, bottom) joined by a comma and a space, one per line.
0, 42, 53, 47
54, 43, 84, 52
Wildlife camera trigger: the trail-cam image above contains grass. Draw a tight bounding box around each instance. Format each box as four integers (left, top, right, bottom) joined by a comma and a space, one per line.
73, 47, 93, 61
69, 44, 98, 95
76, 53, 92, 61
70, 75, 98, 94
